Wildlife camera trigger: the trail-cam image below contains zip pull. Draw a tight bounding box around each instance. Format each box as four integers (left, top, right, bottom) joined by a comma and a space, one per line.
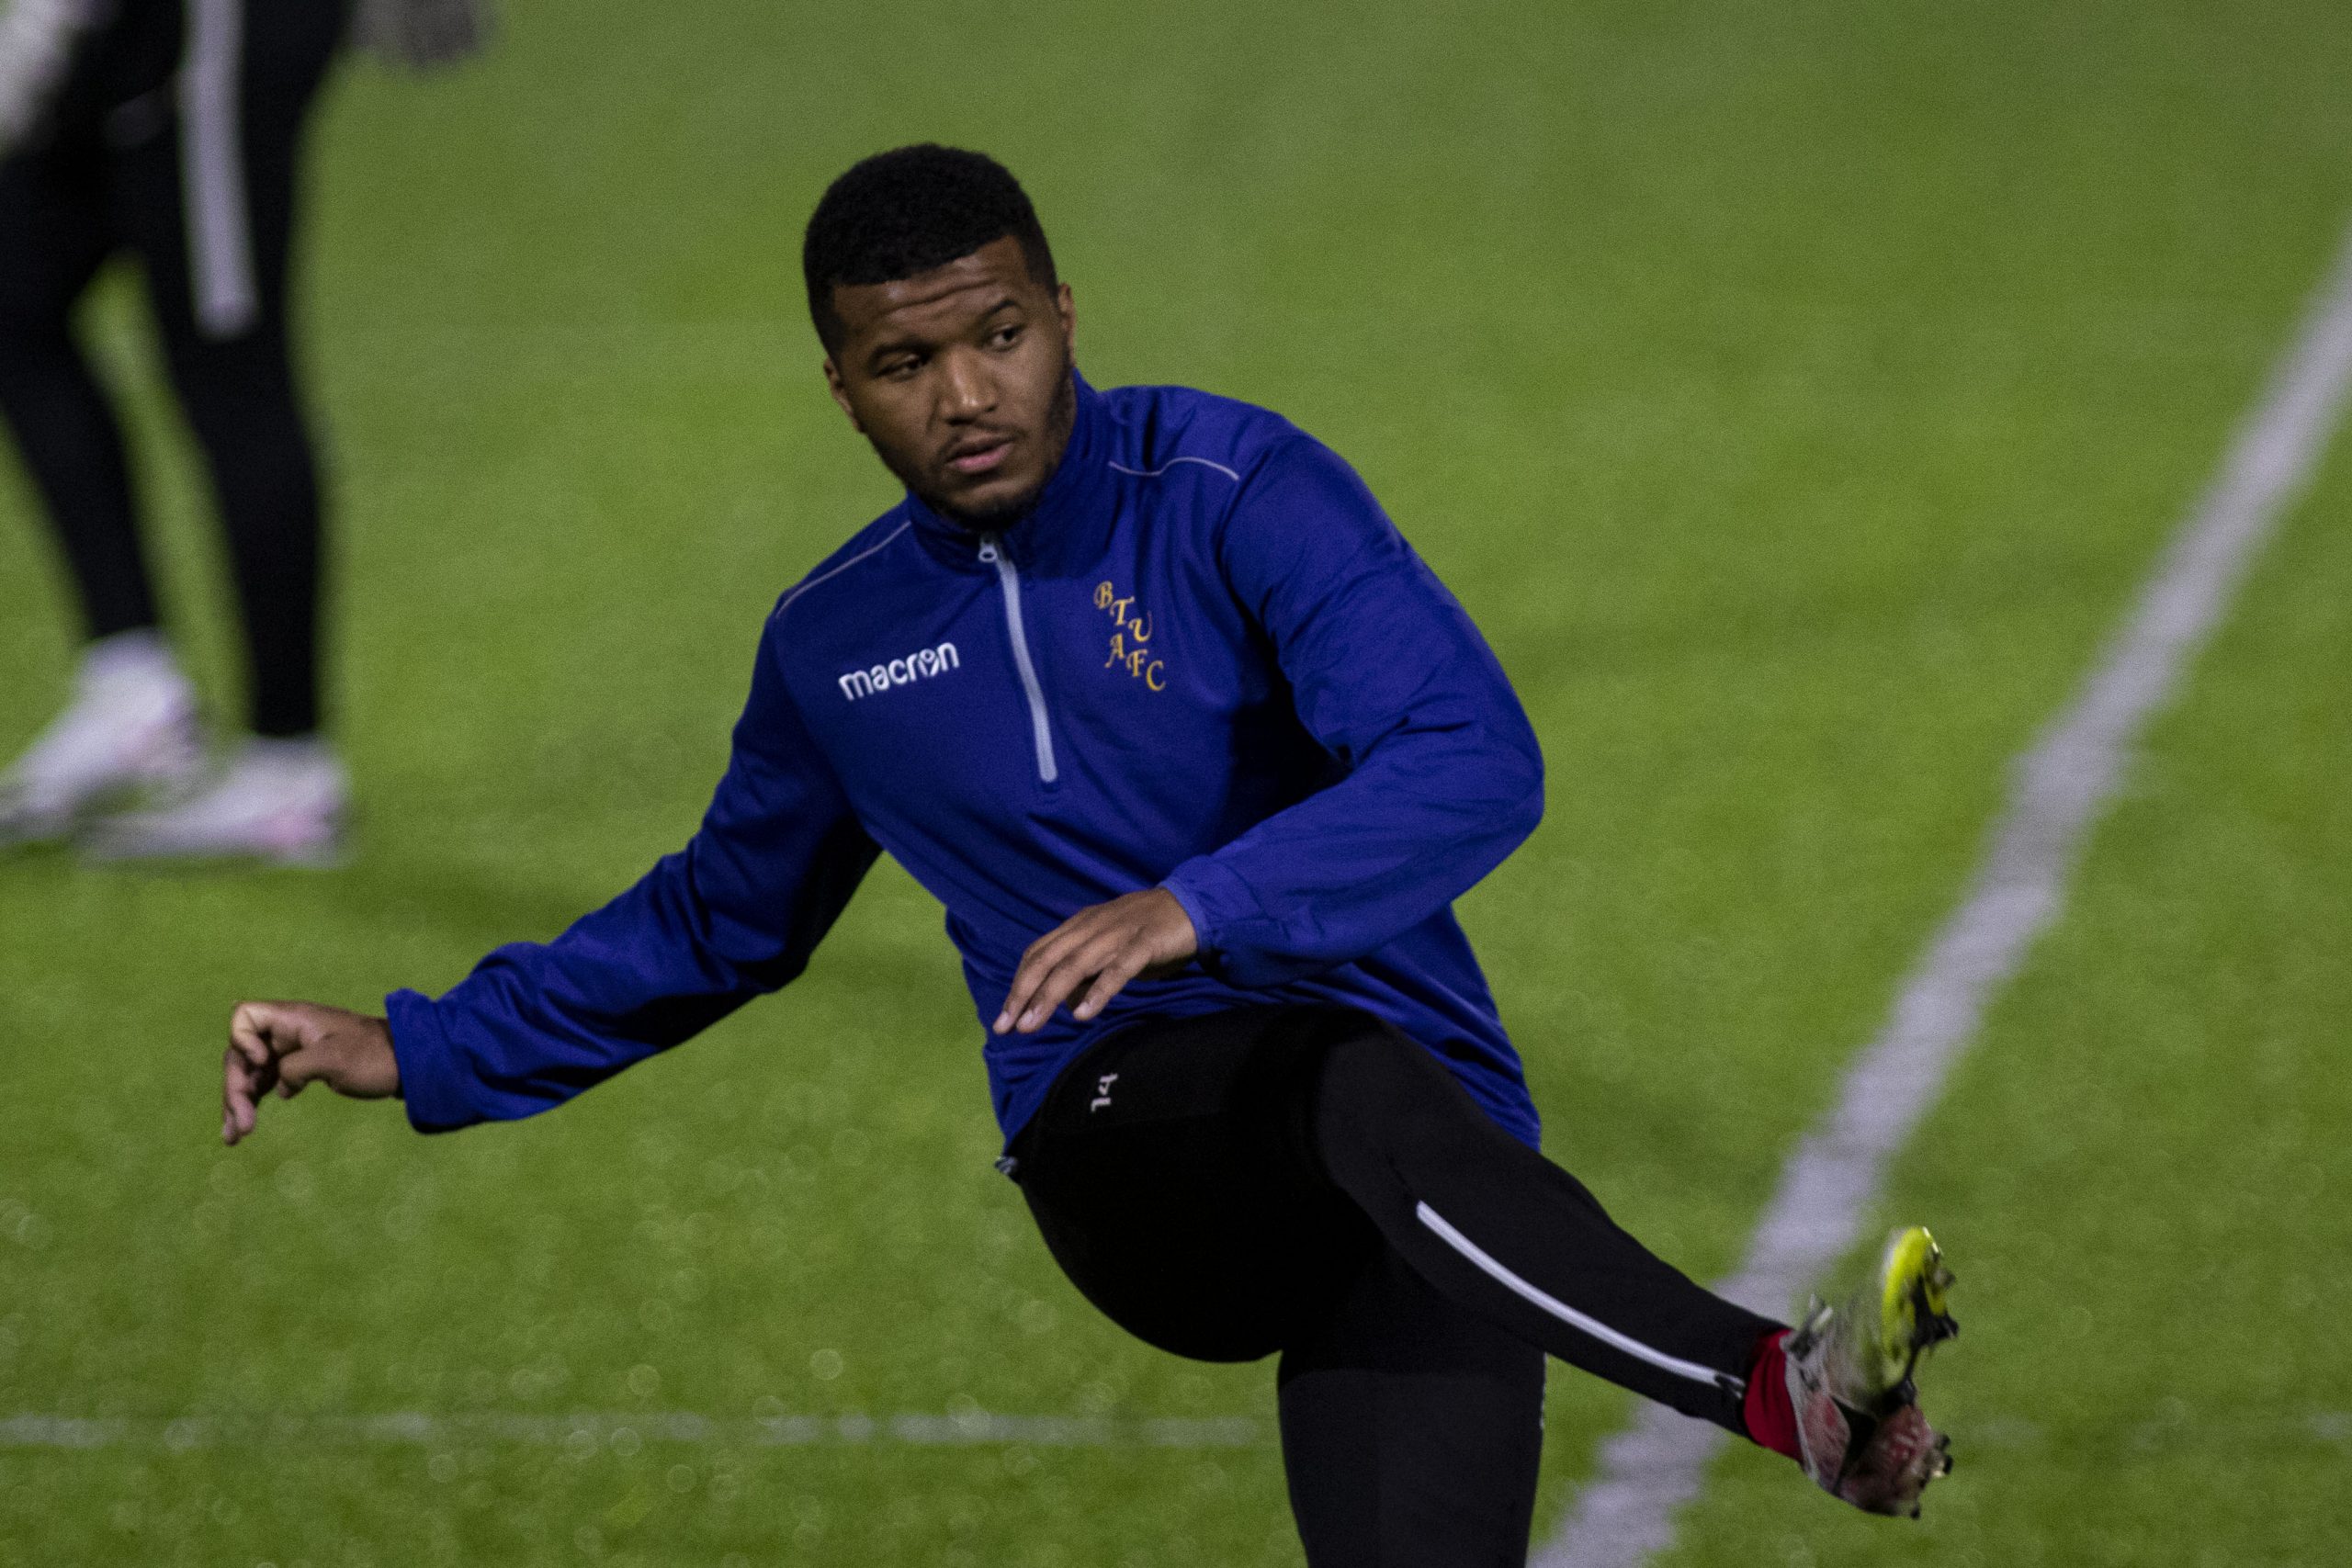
977, 535, 1000, 565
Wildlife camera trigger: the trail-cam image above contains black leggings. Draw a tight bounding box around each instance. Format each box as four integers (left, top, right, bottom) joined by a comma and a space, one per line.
1010, 1006, 1780, 1567
0, 0, 348, 737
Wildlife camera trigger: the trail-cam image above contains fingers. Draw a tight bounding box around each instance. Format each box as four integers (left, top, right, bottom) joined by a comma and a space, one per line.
996, 916, 1124, 1034
994, 890, 1204, 1034
998, 923, 1161, 1033
274, 1041, 328, 1094
994, 915, 1092, 1032
1021, 929, 1133, 1031
227, 1000, 282, 1072
992, 911, 1110, 1034
222, 1000, 293, 1146
221, 1040, 277, 1145
220, 1000, 403, 1143
1070, 942, 1154, 1023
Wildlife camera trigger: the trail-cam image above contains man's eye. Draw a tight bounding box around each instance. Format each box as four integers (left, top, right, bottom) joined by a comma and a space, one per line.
990, 324, 1023, 349
881, 358, 922, 379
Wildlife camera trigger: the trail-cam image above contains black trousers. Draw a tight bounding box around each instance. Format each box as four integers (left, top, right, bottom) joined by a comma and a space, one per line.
0, 0, 348, 737
1011, 1006, 1780, 1567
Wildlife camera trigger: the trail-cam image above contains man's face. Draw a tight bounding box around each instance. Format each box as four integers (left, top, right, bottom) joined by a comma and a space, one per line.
822, 236, 1077, 529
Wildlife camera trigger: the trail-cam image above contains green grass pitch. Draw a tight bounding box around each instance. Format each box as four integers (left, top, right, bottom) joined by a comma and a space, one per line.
3, 2, 2349, 1563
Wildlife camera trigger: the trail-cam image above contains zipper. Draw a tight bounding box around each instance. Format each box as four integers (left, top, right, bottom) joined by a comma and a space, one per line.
977, 535, 1058, 784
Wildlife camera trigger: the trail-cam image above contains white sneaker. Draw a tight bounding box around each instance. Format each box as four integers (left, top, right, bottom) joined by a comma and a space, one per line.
0, 631, 204, 847
84, 736, 348, 866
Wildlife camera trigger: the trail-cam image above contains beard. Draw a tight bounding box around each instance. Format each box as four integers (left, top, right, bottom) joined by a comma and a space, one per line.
922, 355, 1079, 531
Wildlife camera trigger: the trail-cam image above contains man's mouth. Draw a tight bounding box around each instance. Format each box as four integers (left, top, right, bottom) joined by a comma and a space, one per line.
945, 436, 1014, 477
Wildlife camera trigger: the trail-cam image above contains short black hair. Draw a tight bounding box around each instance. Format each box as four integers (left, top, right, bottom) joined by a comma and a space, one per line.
803, 144, 1057, 352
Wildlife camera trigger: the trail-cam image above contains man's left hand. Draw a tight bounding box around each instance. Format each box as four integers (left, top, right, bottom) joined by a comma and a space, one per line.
994, 888, 1199, 1034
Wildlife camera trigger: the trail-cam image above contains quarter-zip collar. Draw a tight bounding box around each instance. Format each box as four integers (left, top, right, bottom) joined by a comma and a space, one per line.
904, 370, 1117, 575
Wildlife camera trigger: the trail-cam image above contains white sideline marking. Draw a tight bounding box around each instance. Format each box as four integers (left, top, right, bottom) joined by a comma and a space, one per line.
1535, 211, 2352, 1568
14, 1405, 2340, 1458
0, 1411, 1263, 1451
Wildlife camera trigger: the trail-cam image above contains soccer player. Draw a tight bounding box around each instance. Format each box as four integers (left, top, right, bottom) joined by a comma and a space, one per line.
217, 145, 1956, 1561
0, 0, 484, 859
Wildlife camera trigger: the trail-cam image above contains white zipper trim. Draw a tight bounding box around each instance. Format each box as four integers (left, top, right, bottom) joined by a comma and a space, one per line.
1415, 1201, 1743, 1394
978, 536, 1057, 784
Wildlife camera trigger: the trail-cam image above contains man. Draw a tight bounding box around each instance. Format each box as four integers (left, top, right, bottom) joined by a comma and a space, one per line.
0, 0, 484, 861
218, 145, 1956, 1562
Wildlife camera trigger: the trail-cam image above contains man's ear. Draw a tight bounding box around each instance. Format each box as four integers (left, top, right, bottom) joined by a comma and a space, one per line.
821, 358, 864, 433
1055, 282, 1076, 357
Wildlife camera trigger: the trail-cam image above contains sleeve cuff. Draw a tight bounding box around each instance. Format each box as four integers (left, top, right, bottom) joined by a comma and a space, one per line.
384, 988, 485, 1134
1159, 855, 1264, 974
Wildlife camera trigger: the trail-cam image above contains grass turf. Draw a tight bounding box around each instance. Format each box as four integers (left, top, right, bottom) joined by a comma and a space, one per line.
3, 0, 2349, 1562
1658, 368, 2352, 1568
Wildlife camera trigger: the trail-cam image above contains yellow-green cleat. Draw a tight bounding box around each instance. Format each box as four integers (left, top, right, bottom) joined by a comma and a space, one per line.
1785, 1225, 1959, 1517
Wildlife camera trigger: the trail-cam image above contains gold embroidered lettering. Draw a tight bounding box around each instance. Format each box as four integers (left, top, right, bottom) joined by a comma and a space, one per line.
1097, 580, 1168, 692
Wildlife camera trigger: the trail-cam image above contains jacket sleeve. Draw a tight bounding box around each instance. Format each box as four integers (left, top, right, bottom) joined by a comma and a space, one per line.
384, 624, 878, 1131
1157, 434, 1544, 988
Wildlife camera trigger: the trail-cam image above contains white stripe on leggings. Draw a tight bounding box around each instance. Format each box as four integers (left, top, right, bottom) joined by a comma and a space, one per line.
178, 0, 258, 339
1414, 1201, 1741, 1394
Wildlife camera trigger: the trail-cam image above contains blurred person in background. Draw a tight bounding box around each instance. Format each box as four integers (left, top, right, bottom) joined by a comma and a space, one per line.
0, 0, 483, 863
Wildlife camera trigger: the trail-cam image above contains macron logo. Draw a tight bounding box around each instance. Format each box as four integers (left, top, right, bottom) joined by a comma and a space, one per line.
839, 641, 960, 701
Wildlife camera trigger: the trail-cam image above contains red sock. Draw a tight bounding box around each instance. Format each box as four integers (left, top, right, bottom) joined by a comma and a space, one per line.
1742, 1328, 1801, 1460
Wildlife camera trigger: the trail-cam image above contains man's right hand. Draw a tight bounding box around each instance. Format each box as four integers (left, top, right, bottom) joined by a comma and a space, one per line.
221, 1000, 401, 1146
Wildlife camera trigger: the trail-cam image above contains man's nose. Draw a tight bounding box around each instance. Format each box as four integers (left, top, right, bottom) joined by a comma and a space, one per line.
938, 349, 997, 422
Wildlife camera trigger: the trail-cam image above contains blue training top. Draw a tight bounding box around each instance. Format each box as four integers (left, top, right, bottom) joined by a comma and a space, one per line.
387, 374, 1547, 1149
